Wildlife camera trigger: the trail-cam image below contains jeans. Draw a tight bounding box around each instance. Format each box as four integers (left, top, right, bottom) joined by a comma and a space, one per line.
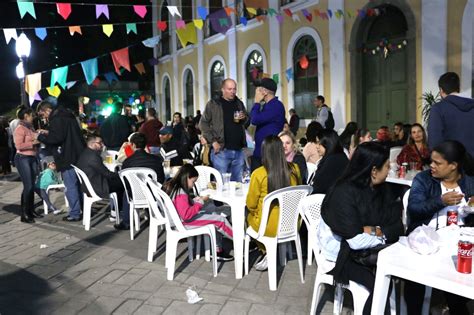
35, 188, 58, 212
15, 154, 38, 214
62, 167, 82, 219
210, 148, 245, 182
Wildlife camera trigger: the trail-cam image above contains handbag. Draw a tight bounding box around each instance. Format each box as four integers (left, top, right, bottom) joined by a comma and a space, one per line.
350, 243, 391, 267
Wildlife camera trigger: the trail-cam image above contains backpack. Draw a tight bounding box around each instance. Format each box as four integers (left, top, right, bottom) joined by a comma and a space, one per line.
323, 105, 335, 130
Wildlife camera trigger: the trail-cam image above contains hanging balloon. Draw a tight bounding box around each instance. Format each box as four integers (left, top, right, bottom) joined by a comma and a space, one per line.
299, 55, 309, 70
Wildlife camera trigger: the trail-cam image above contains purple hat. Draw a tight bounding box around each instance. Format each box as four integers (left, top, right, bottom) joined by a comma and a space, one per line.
159, 126, 173, 135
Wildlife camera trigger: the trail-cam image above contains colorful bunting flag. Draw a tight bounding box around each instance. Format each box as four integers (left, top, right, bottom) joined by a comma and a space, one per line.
219, 18, 229, 27
142, 35, 160, 48
69, 26, 82, 36
176, 20, 186, 29
283, 8, 292, 17
56, 3, 72, 20
240, 17, 248, 26
292, 13, 301, 22
104, 72, 119, 84
103, 24, 114, 37
167, 6, 181, 17
157, 21, 168, 32
25, 72, 42, 105
276, 15, 284, 24
18, 2, 36, 19
302, 9, 312, 22
267, 8, 277, 16
327, 9, 333, 18
50, 66, 68, 89
193, 19, 204, 30
197, 6, 208, 20
209, 9, 232, 35
134, 63, 146, 75
176, 22, 197, 47
111, 47, 130, 74
256, 15, 266, 22
246, 7, 257, 16
65, 81, 77, 89
34, 93, 42, 102
47, 85, 61, 98
272, 74, 279, 84
148, 58, 159, 66
81, 58, 98, 85
126, 23, 137, 34
96, 4, 109, 19
3, 29, 17, 44
35, 28, 47, 40
224, 7, 236, 16
92, 78, 101, 87
285, 68, 293, 82
133, 5, 147, 18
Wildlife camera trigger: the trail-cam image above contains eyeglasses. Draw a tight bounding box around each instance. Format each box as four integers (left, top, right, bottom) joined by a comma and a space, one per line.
93, 141, 103, 145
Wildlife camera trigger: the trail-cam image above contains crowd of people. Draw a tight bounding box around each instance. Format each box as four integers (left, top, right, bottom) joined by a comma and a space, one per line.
1, 71, 473, 314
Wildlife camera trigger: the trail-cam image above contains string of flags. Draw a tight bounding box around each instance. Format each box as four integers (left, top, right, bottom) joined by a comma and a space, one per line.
359, 39, 408, 58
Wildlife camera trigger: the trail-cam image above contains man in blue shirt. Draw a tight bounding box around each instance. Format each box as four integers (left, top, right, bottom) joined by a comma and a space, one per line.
250, 78, 286, 171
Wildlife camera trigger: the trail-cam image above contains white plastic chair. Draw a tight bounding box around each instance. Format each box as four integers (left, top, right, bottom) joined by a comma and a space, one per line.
299, 194, 325, 266
244, 185, 312, 291
402, 188, 410, 228
71, 165, 119, 231
119, 168, 157, 240
389, 146, 402, 163
306, 163, 318, 184
194, 166, 223, 193
154, 187, 218, 281
106, 150, 119, 160
39, 156, 68, 214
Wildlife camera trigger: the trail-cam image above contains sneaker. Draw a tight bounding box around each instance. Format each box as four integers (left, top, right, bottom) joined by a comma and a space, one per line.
53, 209, 65, 215
255, 255, 268, 271
62, 216, 81, 222
114, 222, 130, 231
109, 215, 117, 222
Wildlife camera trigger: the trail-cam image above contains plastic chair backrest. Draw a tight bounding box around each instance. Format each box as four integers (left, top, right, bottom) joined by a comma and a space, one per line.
389, 146, 402, 163
71, 165, 100, 199
140, 178, 166, 222
195, 166, 223, 192
119, 168, 157, 204
402, 189, 410, 228
259, 185, 313, 239
154, 186, 187, 232
299, 194, 325, 232
107, 150, 119, 160
306, 162, 318, 184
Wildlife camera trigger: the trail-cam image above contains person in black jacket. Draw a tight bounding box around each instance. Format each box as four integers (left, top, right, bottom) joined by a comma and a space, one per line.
309, 129, 349, 193
37, 105, 85, 221
99, 103, 131, 150
278, 131, 307, 183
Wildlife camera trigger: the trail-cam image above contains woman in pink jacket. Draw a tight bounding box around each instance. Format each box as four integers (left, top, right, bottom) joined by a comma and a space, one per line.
13, 106, 41, 223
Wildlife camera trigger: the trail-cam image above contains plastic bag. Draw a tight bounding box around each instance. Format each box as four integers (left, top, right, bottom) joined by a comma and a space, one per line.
185, 287, 203, 304
407, 225, 440, 255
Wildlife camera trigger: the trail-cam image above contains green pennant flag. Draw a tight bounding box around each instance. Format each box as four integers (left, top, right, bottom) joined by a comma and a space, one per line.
219, 18, 229, 26
50, 66, 68, 89
267, 8, 277, 16
126, 23, 137, 34
272, 73, 279, 84
18, 1, 36, 19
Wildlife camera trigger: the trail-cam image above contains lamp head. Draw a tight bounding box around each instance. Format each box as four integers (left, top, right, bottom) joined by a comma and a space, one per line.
16, 33, 31, 58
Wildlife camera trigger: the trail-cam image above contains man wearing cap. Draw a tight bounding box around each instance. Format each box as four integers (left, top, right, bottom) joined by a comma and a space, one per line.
159, 126, 191, 166
200, 78, 249, 181
250, 78, 286, 171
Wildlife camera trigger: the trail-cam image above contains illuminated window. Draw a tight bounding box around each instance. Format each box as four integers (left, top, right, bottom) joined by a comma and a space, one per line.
184, 70, 194, 115
210, 61, 225, 99
246, 51, 263, 109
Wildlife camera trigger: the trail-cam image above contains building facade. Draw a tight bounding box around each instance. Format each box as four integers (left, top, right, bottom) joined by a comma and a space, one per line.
151, 0, 474, 131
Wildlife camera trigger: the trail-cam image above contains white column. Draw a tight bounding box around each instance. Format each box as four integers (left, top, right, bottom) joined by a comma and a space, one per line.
328, 0, 346, 130
152, 0, 160, 112
170, 1, 179, 116
269, 0, 282, 97
228, 2, 238, 80
197, 0, 206, 111
421, 0, 447, 95
461, 0, 473, 97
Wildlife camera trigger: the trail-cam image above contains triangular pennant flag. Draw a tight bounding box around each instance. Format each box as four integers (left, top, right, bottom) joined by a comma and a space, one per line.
167, 5, 181, 17
267, 8, 277, 16
47, 85, 61, 98
176, 22, 197, 47
4, 29, 17, 44
56, 3, 72, 20
272, 74, 279, 84
240, 17, 248, 26
285, 68, 293, 82
292, 13, 301, 21
35, 28, 47, 40
81, 58, 98, 85
34, 93, 42, 102
276, 15, 284, 24
126, 23, 137, 34
66, 81, 77, 89
142, 35, 160, 48
209, 9, 232, 34
299, 55, 309, 70
103, 24, 114, 37
92, 78, 101, 87
302, 9, 312, 22
25, 72, 42, 105
133, 5, 147, 18
111, 47, 130, 74
134, 63, 146, 75
219, 18, 229, 26
176, 20, 186, 29
327, 9, 333, 18
320, 12, 329, 20
69, 26, 82, 36
18, 2, 36, 19
193, 19, 204, 30
96, 4, 109, 19
50, 66, 68, 89
256, 15, 266, 22
104, 72, 119, 84
224, 7, 234, 16
148, 58, 159, 66
197, 6, 208, 20
246, 7, 257, 16
283, 8, 292, 17
314, 9, 321, 18
346, 10, 353, 18
157, 21, 167, 32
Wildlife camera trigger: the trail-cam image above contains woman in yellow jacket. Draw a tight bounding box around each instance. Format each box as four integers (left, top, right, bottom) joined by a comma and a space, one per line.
246, 135, 301, 271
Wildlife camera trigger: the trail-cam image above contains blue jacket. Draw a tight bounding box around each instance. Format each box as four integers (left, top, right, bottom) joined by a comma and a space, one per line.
407, 170, 474, 233
250, 97, 286, 158
428, 95, 474, 156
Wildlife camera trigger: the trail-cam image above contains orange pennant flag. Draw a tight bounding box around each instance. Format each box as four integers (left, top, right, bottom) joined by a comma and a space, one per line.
110, 47, 130, 74
69, 26, 82, 36
134, 63, 146, 75
256, 15, 266, 22
224, 7, 236, 16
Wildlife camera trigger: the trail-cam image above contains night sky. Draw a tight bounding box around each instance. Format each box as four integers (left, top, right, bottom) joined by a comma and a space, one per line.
0, 0, 154, 114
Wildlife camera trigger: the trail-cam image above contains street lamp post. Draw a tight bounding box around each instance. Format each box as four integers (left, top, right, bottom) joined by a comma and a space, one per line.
15, 33, 31, 107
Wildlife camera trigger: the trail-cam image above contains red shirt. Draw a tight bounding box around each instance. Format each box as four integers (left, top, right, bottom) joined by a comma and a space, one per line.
138, 118, 163, 147
397, 144, 430, 170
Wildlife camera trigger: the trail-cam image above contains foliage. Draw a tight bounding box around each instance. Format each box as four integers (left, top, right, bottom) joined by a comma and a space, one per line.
420, 91, 441, 125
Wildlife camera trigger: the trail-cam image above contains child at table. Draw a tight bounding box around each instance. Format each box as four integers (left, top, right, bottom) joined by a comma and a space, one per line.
35, 161, 64, 215
163, 164, 234, 261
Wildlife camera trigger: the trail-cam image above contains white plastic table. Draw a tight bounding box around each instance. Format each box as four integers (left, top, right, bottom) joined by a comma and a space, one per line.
371, 229, 474, 314
386, 176, 413, 186
201, 185, 249, 279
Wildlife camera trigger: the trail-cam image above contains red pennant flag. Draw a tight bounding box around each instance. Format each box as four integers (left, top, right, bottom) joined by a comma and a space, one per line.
110, 47, 130, 74
283, 8, 292, 17
304, 13, 313, 22
314, 9, 321, 18
57, 3, 72, 20
157, 21, 168, 32
92, 77, 101, 87
299, 55, 309, 70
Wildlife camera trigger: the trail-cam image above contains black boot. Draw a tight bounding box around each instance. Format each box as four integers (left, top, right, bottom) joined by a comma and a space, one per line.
20, 204, 34, 223
24, 195, 36, 223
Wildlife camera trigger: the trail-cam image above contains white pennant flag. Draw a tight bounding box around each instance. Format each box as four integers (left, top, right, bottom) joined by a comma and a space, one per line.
167, 6, 181, 17
142, 35, 161, 48
292, 13, 301, 22
4, 29, 18, 44
66, 81, 77, 89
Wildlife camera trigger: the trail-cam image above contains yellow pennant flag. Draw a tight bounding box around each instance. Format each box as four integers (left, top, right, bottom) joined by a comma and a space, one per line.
46, 85, 61, 98
176, 22, 198, 47
69, 26, 82, 36
193, 19, 203, 30
246, 7, 257, 16
102, 24, 114, 37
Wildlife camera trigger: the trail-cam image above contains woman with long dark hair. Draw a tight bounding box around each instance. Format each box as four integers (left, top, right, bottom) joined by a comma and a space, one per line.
246, 135, 301, 270
349, 128, 372, 158
302, 121, 323, 164
405, 140, 474, 314
309, 129, 348, 194
13, 106, 42, 223
279, 130, 308, 183
396, 123, 430, 171
338, 121, 358, 152
318, 142, 404, 314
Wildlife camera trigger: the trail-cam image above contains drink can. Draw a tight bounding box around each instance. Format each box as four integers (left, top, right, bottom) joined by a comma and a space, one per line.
399, 165, 406, 178
447, 209, 458, 226
457, 240, 472, 274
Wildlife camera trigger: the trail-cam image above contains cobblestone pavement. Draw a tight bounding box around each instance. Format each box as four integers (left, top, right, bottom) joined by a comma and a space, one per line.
0, 173, 351, 315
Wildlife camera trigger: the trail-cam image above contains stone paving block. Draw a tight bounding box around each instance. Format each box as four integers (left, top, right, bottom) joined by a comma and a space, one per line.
197, 290, 230, 305
114, 272, 146, 286
120, 290, 152, 301
128, 268, 150, 276
285, 305, 309, 314
50, 297, 93, 315
219, 301, 252, 315
248, 303, 287, 315
230, 288, 276, 304
204, 282, 235, 295
184, 275, 212, 288
79, 296, 126, 315
162, 300, 201, 315
133, 304, 165, 315
102, 270, 128, 283
197, 303, 223, 315
155, 283, 190, 300
87, 282, 130, 297
131, 271, 167, 292
144, 295, 173, 307
113, 299, 143, 314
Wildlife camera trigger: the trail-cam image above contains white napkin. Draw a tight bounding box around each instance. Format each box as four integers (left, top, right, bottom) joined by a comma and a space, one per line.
186, 287, 203, 304
406, 225, 440, 255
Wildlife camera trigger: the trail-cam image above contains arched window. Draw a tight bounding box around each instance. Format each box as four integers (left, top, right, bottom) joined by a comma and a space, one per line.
293, 35, 318, 118
246, 51, 263, 109
163, 77, 171, 122
160, 1, 170, 56
210, 61, 225, 99
184, 70, 194, 116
